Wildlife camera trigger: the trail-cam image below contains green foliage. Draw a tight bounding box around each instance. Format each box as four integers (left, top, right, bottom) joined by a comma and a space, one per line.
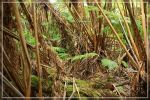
103, 26, 110, 33
71, 53, 98, 62
24, 29, 36, 45
101, 58, 118, 70
52, 47, 69, 60
51, 33, 61, 41
86, 5, 99, 11
76, 79, 90, 87
58, 53, 69, 60
21, 16, 36, 45
31, 75, 52, 89
52, 47, 67, 53
41, 21, 49, 26
97, 15, 103, 19
42, 19, 61, 41
116, 86, 125, 95
31, 75, 38, 88
65, 78, 101, 97
60, 7, 74, 23
104, 10, 119, 19
71, 55, 84, 62
121, 61, 128, 68
136, 20, 143, 33
62, 12, 74, 23
136, 20, 144, 40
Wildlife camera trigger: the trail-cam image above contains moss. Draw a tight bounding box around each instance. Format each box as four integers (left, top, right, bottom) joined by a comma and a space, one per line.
66, 85, 73, 96
92, 82, 104, 89
64, 77, 121, 97
102, 89, 119, 97
66, 85, 73, 92
116, 86, 126, 95
81, 88, 102, 97
66, 84, 102, 97
107, 76, 114, 82
31, 74, 53, 93
76, 79, 90, 88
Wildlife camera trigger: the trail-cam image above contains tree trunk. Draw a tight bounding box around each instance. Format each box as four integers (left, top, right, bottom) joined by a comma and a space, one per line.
2, 0, 24, 95
3, 1, 19, 70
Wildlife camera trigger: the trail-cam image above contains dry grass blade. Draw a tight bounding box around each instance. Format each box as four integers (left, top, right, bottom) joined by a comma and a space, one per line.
63, 79, 67, 100
69, 77, 75, 100
74, 78, 81, 99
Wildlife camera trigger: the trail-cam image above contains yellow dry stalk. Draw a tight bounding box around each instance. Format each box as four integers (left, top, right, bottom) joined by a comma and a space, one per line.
116, 1, 140, 62
94, 0, 139, 69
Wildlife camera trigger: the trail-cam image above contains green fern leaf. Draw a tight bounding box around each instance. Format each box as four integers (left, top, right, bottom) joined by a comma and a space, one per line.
101, 59, 118, 70
71, 52, 98, 62
58, 53, 69, 60
52, 47, 67, 53
31, 75, 38, 88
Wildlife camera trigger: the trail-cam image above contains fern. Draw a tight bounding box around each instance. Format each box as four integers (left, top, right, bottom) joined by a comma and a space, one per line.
31, 75, 38, 88
84, 53, 98, 59
24, 29, 36, 45
71, 55, 84, 62
58, 53, 69, 60
51, 33, 61, 41
52, 47, 67, 53
52, 47, 69, 60
71, 52, 98, 62
101, 59, 118, 70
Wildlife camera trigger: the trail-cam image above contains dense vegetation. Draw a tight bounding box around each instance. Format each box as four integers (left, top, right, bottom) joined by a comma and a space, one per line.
1, 0, 150, 99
